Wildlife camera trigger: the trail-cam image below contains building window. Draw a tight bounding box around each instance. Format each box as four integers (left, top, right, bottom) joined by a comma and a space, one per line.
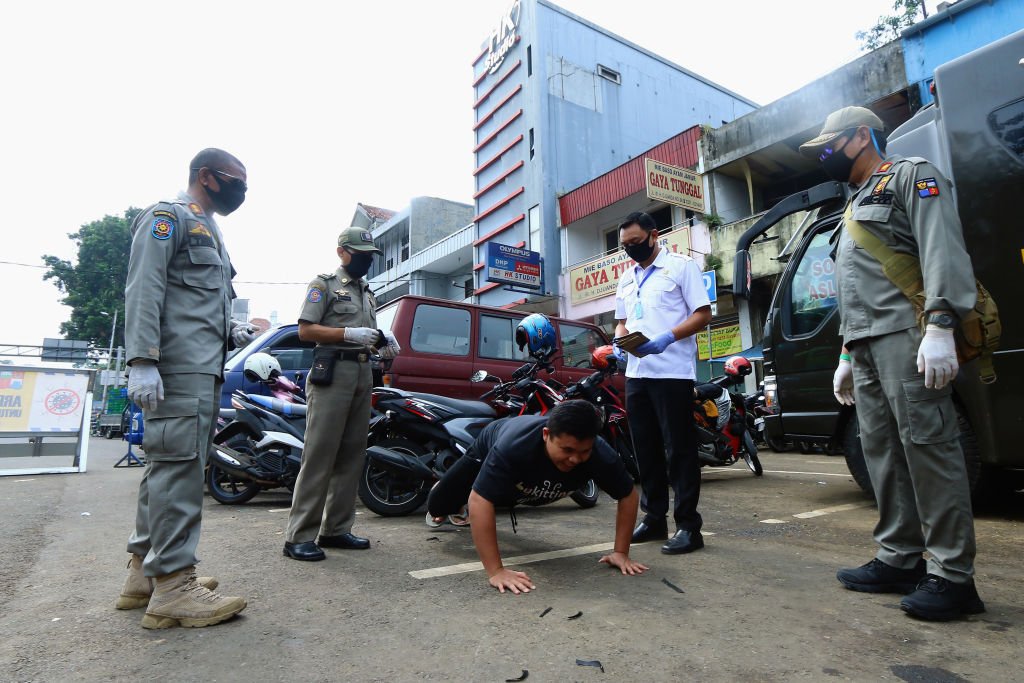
409, 304, 471, 356
463, 278, 474, 299
528, 204, 541, 254
597, 64, 621, 84
386, 257, 394, 271
605, 228, 618, 254
527, 45, 532, 76
529, 128, 535, 160
401, 242, 410, 262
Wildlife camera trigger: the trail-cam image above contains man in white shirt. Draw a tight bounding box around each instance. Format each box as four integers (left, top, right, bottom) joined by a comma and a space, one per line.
614, 211, 712, 554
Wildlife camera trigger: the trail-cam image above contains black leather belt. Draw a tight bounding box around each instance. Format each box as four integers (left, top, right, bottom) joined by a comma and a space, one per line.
337, 351, 370, 363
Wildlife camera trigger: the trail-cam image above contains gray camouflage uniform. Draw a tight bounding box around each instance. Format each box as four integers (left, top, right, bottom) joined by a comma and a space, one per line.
124, 192, 238, 577
835, 155, 979, 583
285, 267, 377, 544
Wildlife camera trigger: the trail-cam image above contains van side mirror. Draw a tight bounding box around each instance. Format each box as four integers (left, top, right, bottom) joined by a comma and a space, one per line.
733, 249, 752, 299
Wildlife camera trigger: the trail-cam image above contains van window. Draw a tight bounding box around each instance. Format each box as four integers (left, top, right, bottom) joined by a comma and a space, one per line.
989, 98, 1024, 164
376, 304, 398, 333
787, 230, 838, 337
410, 305, 471, 356
266, 333, 315, 371
559, 323, 602, 368
480, 315, 529, 361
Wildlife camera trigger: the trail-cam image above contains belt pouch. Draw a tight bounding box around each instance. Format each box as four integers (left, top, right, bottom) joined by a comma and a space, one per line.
309, 347, 337, 386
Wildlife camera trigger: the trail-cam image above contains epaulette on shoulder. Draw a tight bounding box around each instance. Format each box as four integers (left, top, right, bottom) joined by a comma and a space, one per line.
316, 272, 334, 281
665, 251, 693, 262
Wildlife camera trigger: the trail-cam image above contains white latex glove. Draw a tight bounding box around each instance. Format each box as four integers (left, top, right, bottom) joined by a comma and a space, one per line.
377, 331, 401, 360
344, 326, 381, 347
833, 359, 855, 406
917, 325, 958, 390
231, 322, 258, 347
127, 362, 164, 412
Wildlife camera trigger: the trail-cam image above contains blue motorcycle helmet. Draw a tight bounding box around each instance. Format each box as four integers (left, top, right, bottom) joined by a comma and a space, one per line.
515, 313, 557, 359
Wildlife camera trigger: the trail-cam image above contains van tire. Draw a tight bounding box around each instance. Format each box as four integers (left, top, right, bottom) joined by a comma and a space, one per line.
842, 400, 982, 500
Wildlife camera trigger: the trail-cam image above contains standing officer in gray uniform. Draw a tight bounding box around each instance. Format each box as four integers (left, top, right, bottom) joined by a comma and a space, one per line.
283, 227, 400, 561
800, 106, 984, 621
119, 148, 255, 629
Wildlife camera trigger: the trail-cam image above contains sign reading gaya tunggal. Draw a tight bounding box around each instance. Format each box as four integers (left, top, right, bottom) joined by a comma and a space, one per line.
569, 228, 691, 305
484, 0, 521, 75
485, 242, 542, 290
644, 158, 706, 213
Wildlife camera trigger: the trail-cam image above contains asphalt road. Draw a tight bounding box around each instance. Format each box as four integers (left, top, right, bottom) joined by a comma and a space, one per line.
0, 439, 1021, 682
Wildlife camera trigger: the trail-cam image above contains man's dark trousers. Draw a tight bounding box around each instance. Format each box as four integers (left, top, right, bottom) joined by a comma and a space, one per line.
626, 377, 701, 531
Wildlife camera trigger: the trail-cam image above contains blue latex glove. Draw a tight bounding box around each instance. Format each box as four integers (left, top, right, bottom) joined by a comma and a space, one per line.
612, 345, 628, 365
635, 331, 676, 356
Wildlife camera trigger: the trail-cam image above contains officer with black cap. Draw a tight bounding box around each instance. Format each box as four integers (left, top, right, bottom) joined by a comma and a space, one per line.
283, 227, 400, 561
800, 106, 983, 621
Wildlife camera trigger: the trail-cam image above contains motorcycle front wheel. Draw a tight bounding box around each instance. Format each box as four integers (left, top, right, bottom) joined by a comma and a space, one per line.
742, 431, 764, 476
570, 479, 599, 508
358, 438, 432, 516
206, 436, 262, 504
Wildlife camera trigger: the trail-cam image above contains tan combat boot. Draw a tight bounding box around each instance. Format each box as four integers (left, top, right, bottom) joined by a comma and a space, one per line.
140, 568, 247, 629
116, 554, 219, 610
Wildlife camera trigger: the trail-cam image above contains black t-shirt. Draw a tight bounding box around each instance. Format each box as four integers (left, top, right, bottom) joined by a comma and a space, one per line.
470, 415, 633, 507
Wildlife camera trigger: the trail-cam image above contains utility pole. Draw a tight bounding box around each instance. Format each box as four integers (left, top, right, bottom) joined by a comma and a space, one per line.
100, 310, 118, 415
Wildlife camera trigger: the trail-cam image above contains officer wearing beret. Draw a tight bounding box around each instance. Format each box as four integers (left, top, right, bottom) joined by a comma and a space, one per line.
119, 148, 252, 628
800, 106, 983, 621
283, 227, 400, 561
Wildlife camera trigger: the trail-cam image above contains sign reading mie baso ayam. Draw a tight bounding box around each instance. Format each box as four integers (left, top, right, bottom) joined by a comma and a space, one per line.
569, 228, 691, 305
645, 158, 706, 213
485, 242, 542, 290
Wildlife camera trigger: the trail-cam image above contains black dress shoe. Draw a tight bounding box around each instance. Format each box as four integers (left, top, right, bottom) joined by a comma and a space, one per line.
283, 541, 326, 561
837, 558, 926, 594
661, 529, 704, 555
318, 532, 370, 550
631, 518, 669, 544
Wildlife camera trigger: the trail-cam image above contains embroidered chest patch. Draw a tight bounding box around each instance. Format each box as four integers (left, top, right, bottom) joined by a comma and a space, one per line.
872, 174, 894, 195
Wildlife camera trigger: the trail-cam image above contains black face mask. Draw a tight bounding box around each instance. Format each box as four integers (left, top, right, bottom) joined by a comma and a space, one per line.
345, 251, 375, 279
623, 235, 655, 263
207, 176, 246, 215
820, 137, 866, 183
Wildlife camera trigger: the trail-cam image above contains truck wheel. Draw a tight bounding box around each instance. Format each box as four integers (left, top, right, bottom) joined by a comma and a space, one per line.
842, 401, 982, 500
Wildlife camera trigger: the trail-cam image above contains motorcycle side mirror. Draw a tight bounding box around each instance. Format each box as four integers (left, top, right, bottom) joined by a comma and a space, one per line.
471, 370, 489, 383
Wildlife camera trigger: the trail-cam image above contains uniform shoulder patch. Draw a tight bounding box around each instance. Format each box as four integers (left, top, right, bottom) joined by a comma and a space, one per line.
916, 178, 940, 198
877, 161, 894, 173
151, 217, 174, 240
307, 287, 325, 303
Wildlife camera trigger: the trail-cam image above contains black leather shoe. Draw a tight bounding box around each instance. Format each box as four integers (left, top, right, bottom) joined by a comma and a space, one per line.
900, 575, 986, 621
661, 529, 704, 555
318, 533, 370, 550
631, 518, 668, 544
836, 558, 926, 594
283, 541, 326, 562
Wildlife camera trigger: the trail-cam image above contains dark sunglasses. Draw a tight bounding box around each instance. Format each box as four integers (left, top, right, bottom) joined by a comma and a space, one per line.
191, 167, 248, 192
817, 128, 858, 163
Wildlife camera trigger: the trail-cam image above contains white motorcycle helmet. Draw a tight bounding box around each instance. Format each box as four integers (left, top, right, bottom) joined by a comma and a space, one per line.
243, 352, 282, 383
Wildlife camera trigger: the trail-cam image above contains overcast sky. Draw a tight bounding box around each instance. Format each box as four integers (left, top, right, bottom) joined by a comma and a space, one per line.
0, 0, 930, 351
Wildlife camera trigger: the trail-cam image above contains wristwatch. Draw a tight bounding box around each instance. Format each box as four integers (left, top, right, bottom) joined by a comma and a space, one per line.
927, 312, 956, 329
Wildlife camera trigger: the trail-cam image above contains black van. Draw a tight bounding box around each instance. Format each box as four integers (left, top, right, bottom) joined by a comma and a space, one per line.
732, 29, 1024, 494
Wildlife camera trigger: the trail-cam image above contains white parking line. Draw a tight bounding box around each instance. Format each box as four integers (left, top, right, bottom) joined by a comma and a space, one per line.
703, 468, 850, 478
760, 501, 874, 524
410, 533, 717, 580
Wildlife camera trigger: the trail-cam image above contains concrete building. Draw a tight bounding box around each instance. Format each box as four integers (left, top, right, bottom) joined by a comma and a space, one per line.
359, 197, 475, 306
469, 0, 757, 312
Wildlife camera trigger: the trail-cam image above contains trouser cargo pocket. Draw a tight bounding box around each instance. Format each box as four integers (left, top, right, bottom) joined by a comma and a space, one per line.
142, 396, 201, 461
902, 380, 958, 445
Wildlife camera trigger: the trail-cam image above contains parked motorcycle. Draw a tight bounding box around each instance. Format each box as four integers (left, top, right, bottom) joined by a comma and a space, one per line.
359, 355, 601, 517
692, 356, 763, 476
206, 353, 306, 504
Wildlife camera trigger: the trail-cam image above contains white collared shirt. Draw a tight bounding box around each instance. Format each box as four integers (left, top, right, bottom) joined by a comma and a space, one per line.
614, 248, 710, 379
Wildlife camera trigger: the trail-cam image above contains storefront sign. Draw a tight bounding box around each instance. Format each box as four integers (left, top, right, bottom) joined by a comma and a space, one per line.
485, 0, 521, 75
696, 325, 743, 361
569, 228, 691, 305
0, 368, 90, 433
644, 158, 705, 213
485, 242, 541, 290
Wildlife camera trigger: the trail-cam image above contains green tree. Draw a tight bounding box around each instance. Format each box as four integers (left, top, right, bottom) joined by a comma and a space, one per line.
42, 208, 141, 350
857, 0, 928, 51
